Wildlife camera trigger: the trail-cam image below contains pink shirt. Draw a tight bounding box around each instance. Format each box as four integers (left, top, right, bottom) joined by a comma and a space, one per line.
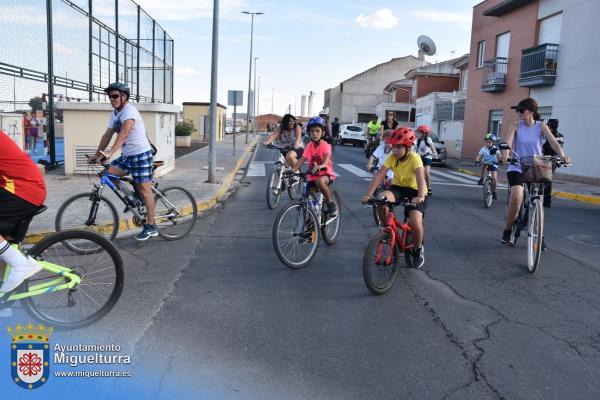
303, 141, 336, 182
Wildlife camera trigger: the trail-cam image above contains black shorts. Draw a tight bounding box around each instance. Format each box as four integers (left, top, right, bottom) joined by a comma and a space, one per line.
507, 171, 523, 187
389, 185, 427, 217
0, 187, 39, 240
283, 147, 303, 159
307, 176, 333, 192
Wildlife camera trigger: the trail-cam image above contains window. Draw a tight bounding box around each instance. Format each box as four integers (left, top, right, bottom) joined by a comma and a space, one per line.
538, 13, 562, 45
496, 32, 511, 61
477, 41, 486, 67
488, 109, 503, 138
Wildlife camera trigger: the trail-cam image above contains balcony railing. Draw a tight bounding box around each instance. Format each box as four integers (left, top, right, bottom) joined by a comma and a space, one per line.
519, 43, 559, 87
481, 57, 508, 92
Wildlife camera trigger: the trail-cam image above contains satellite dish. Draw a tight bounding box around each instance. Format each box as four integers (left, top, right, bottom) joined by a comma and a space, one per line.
417, 35, 437, 58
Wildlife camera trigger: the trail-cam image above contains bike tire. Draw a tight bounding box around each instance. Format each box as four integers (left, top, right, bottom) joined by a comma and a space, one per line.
322, 189, 342, 245
272, 202, 319, 269
55, 192, 119, 253
527, 199, 544, 273
483, 178, 493, 208
363, 231, 400, 295
266, 165, 283, 209
22, 230, 124, 329
154, 186, 198, 240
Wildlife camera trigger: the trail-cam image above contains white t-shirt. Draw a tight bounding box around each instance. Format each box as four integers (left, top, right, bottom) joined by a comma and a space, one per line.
416, 137, 434, 159
108, 103, 151, 156
372, 144, 394, 180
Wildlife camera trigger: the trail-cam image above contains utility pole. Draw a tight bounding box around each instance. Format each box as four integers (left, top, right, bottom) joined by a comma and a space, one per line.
242, 11, 264, 144
208, 0, 220, 183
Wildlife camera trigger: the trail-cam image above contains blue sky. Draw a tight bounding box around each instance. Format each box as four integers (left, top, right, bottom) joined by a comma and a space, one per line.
135, 0, 480, 116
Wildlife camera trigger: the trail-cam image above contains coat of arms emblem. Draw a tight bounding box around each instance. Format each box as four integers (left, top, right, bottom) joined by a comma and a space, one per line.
8, 323, 53, 390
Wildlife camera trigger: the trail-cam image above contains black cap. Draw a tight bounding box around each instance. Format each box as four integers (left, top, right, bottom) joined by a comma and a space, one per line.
510, 97, 538, 112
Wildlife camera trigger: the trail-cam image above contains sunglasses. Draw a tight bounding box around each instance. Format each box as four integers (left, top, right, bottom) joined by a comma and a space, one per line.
108, 94, 121, 100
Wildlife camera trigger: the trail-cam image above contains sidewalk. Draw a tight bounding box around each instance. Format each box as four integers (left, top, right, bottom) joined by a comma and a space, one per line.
26, 132, 260, 242
444, 158, 600, 205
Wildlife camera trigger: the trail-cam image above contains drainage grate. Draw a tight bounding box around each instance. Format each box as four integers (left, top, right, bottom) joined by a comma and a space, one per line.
567, 235, 600, 248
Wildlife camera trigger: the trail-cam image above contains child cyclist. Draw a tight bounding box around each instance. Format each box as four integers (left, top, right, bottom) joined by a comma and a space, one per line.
366, 130, 394, 187
361, 127, 428, 268
476, 134, 500, 199
293, 116, 338, 217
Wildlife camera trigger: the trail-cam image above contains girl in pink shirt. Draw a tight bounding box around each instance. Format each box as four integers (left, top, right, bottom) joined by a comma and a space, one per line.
293, 117, 337, 216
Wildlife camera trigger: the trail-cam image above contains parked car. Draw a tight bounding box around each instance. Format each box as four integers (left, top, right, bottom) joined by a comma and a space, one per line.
339, 124, 366, 146
225, 124, 240, 134
429, 133, 447, 165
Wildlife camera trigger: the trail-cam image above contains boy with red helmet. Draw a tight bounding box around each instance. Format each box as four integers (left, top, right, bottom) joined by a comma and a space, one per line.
361, 127, 428, 268
415, 125, 437, 196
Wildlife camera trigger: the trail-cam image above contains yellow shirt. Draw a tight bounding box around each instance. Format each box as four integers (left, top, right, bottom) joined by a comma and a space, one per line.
383, 152, 423, 190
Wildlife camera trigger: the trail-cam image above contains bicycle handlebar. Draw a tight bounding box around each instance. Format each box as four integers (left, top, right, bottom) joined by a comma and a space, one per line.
265, 143, 293, 153
366, 196, 414, 208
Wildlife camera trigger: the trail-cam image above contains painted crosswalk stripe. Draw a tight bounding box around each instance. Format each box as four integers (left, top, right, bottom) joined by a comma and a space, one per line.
440, 169, 481, 182
430, 169, 475, 184
337, 164, 372, 178
247, 163, 266, 177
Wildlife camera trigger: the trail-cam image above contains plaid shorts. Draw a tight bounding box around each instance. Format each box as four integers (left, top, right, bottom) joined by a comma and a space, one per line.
110, 150, 153, 183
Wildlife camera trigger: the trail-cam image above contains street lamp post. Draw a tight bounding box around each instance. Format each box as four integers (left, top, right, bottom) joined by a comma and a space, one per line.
257, 76, 261, 118
242, 11, 263, 144
253, 57, 258, 136
208, 0, 220, 183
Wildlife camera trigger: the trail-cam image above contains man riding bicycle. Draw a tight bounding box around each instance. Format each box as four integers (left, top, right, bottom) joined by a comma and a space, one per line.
0, 130, 45, 294
87, 82, 157, 241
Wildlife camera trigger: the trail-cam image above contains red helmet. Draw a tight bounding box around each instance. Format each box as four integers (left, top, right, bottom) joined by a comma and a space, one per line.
417, 125, 430, 136
386, 127, 416, 147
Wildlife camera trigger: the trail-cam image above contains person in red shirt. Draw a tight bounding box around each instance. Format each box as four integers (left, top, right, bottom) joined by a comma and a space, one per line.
292, 116, 338, 217
0, 129, 46, 294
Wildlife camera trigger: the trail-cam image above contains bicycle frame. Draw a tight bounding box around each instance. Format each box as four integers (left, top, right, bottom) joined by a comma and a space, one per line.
1, 245, 80, 301
377, 207, 413, 266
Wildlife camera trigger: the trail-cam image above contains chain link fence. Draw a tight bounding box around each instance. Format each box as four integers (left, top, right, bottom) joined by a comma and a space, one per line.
0, 0, 174, 165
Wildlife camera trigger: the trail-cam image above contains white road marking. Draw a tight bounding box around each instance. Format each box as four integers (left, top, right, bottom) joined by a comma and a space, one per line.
430, 169, 475, 184
247, 163, 266, 177
441, 169, 481, 182
432, 181, 508, 190
338, 164, 372, 178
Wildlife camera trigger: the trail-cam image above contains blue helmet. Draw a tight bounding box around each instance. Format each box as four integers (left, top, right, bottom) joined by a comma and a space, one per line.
307, 116, 326, 130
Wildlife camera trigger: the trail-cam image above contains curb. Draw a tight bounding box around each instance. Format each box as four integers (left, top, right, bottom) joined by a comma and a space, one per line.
23, 137, 260, 244
447, 163, 600, 206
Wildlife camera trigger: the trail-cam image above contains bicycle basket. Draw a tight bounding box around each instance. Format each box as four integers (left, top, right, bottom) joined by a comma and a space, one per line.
519, 155, 553, 183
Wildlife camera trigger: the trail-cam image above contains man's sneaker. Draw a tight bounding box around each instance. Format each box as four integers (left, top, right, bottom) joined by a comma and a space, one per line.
135, 224, 158, 241
477, 178, 484, 185
541, 237, 547, 251
0, 256, 42, 293
427, 188, 432, 197
327, 202, 338, 217
413, 246, 425, 269
492, 192, 498, 200
501, 229, 514, 245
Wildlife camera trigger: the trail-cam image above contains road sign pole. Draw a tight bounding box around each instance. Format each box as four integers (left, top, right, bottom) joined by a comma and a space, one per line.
233, 94, 237, 155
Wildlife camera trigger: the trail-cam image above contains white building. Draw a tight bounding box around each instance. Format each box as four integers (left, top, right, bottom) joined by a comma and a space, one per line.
527, 0, 600, 181
324, 56, 427, 124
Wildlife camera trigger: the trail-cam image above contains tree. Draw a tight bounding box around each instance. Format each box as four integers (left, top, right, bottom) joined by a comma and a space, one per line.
28, 96, 43, 111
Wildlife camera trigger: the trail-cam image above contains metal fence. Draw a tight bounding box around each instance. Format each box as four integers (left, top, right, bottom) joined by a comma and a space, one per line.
0, 0, 174, 165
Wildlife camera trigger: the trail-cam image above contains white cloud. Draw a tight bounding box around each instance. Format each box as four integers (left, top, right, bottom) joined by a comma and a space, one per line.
412, 10, 471, 24
134, 0, 246, 21
176, 68, 199, 76
355, 9, 399, 30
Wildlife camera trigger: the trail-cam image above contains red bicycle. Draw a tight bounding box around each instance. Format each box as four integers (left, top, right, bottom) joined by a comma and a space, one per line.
363, 197, 415, 295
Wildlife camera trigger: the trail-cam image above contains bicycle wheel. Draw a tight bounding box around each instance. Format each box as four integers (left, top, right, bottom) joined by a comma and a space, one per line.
55, 192, 119, 253
272, 202, 319, 269
322, 189, 342, 245
266, 165, 283, 209
363, 231, 399, 295
527, 198, 544, 273
22, 230, 124, 329
154, 186, 198, 240
483, 178, 493, 208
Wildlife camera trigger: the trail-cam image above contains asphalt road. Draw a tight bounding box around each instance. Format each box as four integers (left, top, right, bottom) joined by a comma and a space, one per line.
7, 138, 598, 399
131, 139, 600, 399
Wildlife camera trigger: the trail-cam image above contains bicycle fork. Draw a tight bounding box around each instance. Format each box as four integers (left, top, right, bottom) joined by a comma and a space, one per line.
376, 227, 398, 265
